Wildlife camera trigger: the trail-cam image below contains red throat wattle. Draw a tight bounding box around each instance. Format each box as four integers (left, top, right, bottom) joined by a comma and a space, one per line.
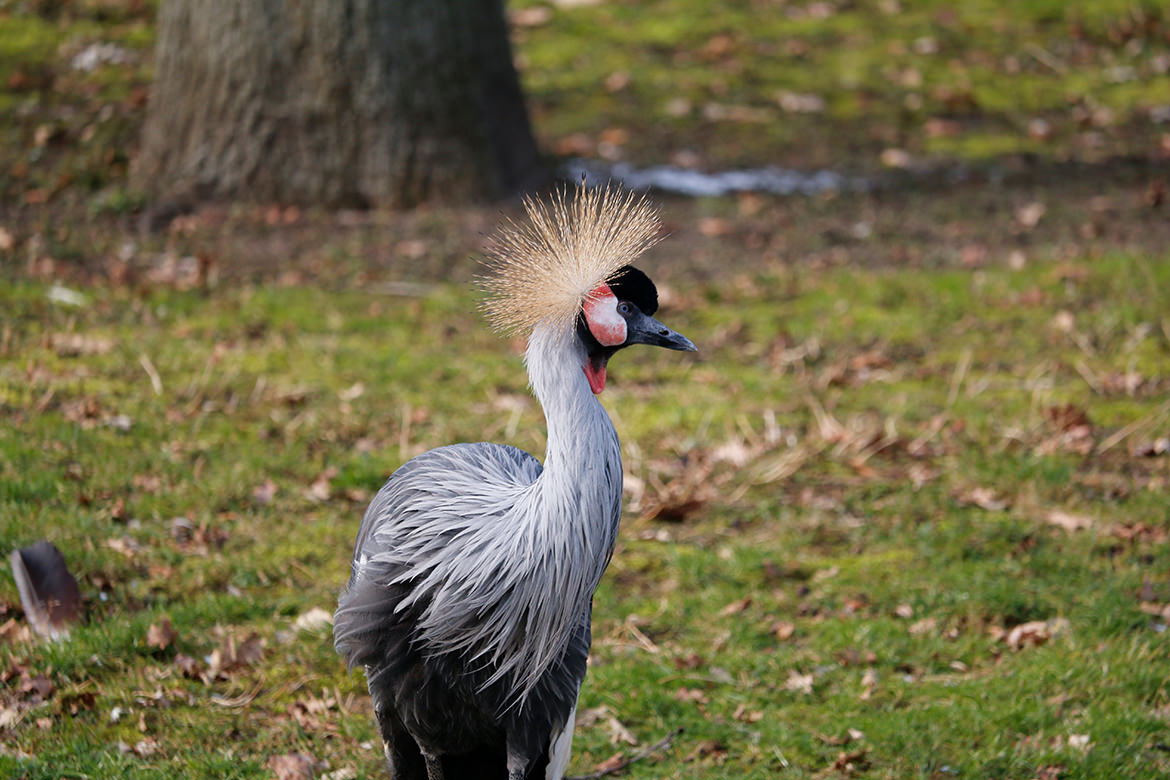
584, 356, 607, 394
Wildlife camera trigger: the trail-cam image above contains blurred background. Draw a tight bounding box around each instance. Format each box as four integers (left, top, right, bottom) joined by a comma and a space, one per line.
1, 1, 1169, 778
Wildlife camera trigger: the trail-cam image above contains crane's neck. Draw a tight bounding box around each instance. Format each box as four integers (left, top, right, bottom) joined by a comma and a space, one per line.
525, 325, 621, 481
422, 324, 623, 705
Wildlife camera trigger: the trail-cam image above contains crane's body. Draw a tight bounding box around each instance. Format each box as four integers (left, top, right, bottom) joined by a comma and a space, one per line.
334, 186, 695, 780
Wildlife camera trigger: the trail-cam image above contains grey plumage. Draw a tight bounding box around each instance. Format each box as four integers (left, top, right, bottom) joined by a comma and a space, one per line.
334, 187, 695, 780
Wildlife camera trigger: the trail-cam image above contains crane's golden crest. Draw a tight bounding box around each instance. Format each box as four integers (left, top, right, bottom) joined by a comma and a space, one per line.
480, 184, 662, 336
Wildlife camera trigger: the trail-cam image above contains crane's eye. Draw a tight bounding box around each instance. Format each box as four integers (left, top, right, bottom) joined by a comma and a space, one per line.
617, 301, 633, 316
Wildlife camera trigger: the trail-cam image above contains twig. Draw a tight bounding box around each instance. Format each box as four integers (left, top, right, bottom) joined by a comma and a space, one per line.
568, 728, 684, 780
1095, 401, 1170, 454
945, 348, 971, 408
1025, 43, 1067, 74
139, 353, 163, 395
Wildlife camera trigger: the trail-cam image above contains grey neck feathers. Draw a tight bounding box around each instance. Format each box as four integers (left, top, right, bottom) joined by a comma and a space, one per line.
501, 325, 622, 697
394, 325, 623, 710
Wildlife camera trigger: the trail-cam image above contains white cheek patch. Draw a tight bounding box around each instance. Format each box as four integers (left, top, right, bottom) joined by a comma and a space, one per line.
583, 285, 626, 347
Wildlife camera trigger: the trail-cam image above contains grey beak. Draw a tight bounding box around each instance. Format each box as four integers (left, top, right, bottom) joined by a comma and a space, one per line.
627, 312, 698, 352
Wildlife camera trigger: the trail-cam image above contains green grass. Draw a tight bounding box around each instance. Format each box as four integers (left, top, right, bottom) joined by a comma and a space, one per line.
2, 0, 1169, 778
512, 0, 1170, 170
2, 250, 1169, 779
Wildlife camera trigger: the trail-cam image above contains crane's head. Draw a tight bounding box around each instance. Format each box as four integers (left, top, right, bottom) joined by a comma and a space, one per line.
480, 183, 696, 393
577, 265, 695, 394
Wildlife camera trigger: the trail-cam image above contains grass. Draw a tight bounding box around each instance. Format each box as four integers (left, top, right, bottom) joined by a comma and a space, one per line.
2, 250, 1169, 779
2, 0, 1170, 779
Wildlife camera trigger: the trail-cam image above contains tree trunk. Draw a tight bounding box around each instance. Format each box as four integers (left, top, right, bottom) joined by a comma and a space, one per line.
135, 0, 541, 208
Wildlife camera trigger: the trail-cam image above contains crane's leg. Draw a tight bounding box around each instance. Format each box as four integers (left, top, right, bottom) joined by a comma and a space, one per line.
422, 752, 445, 780
506, 749, 531, 780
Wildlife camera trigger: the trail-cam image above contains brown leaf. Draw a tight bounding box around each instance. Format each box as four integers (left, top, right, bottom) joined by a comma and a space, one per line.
774, 621, 795, 641
593, 753, 626, 773
1003, 618, 1070, 650
859, 668, 878, 700
684, 739, 728, 763
832, 747, 870, 773
784, 671, 814, 695
174, 654, 202, 679
206, 632, 265, 680
954, 486, 1009, 511
146, 617, 177, 651
267, 752, 319, 780
50, 333, 114, 356
908, 617, 937, 636
673, 687, 709, 705
719, 596, 752, 616
0, 617, 34, 645
733, 703, 763, 723
294, 607, 333, 633
305, 467, 337, 502
1045, 404, 1092, 433
1134, 437, 1170, 457
253, 480, 277, 505
1043, 510, 1093, 532
510, 5, 551, 27
698, 217, 731, 237
20, 674, 53, 700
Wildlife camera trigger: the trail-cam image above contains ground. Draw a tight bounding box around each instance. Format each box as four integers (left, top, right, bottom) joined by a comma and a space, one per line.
1, 1, 1169, 779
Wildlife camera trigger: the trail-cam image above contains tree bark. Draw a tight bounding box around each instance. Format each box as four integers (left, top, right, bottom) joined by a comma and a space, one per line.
135, 0, 541, 208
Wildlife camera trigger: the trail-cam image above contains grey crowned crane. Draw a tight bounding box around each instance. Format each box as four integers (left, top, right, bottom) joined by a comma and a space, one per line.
333, 185, 696, 780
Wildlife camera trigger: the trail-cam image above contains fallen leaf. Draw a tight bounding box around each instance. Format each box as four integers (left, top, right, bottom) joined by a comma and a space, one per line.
909, 617, 937, 636
174, 654, 202, 679
0, 618, 34, 645
955, 486, 1009, 511
726, 703, 761, 724
1134, 437, 1170, 457
338, 382, 365, 401
294, 607, 333, 633
306, 467, 337, 502
0, 705, 21, 729
1003, 618, 1070, 650
673, 688, 709, 705
106, 535, 141, 557
1043, 510, 1093, 532
894, 603, 914, 619
719, 596, 752, 616
774, 621, 795, 640
605, 713, 638, 746
859, 668, 878, 700
1016, 201, 1046, 228
816, 728, 865, 746
880, 148, 912, 168
253, 480, 277, 505
146, 617, 177, 651
206, 632, 265, 680
684, 739, 728, 763
831, 747, 870, 773
50, 333, 114, 356
20, 674, 53, 700
784, 671, 814, 695
267, 752, 319, 780
592, 753, 626, 773
510, 5, 551, 26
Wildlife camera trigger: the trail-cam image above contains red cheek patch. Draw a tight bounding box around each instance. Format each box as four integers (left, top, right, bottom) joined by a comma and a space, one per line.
583, 284, 627, 347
